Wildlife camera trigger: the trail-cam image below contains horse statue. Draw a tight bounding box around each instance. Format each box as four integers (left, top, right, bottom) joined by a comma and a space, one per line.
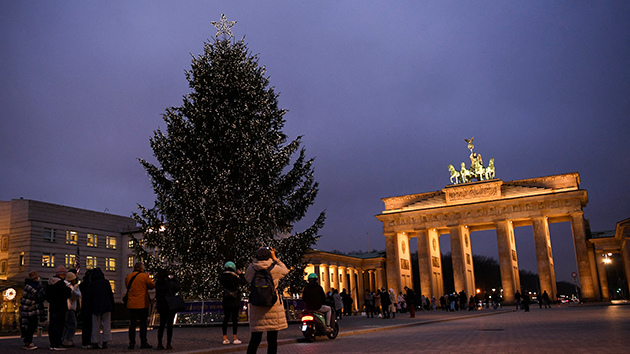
460, 162, 471, 183
485, 158, 495, 179
448, 164, 461, 184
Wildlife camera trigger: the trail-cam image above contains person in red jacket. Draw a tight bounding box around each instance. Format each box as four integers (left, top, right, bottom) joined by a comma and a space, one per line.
125, 262, 155, 349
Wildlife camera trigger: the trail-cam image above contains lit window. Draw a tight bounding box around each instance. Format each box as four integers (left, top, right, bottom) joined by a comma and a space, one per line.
42, 253, 55, 267
109, 280, 115, 293
105, 258, 116, 271
87, 234, 97, 247
128, 239, 134, 248
43, 228, 56, 242
19, 252, 25, 266
65, 254, 76, 269
86, 256, 96, 269
127, 256, 134, 268
106, 235, 116, 249
0, 260, 7, 274
66, 231, 78, 245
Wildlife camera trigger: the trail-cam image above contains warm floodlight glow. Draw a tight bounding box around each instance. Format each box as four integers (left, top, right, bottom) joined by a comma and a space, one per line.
476, 289, 480, 294
603, 258, 612, 264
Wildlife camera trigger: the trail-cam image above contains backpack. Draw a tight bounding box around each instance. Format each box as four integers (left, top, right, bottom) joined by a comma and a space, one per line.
249, 264, 276, 306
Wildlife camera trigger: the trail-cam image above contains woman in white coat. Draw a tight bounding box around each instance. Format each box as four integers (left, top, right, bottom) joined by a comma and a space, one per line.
245, 247, 288, 354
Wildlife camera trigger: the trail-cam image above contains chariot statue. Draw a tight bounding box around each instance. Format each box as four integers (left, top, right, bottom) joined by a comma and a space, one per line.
447, 137, 496, 184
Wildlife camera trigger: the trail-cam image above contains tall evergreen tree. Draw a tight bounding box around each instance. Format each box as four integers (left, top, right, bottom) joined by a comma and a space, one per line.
133, 30, 325, 298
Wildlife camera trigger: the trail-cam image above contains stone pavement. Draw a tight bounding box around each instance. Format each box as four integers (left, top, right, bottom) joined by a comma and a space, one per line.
1, 304, 628, 353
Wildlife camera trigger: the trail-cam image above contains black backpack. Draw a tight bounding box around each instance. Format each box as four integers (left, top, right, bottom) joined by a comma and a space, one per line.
249, 264, 277, 306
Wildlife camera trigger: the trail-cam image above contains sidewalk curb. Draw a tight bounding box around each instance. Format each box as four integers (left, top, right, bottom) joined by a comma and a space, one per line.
178, 309, 515, 354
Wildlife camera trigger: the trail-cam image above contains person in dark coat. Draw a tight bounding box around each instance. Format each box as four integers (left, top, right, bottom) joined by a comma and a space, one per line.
302, 273, 333, 330
88, 268, 114, 349
46, 265, 72, 350
19, 270, 46, 350
341, 289, 353, 316
404, 286, 416, 318
220, 262, 247, 345
155, 269, 182, 350
78, 270, 93, 349
380, 287, 391, 318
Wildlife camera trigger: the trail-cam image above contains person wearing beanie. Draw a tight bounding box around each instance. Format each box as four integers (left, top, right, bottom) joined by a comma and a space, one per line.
61, 270, 81, 347
46, 265, 72, 350
220, 261, 247, 345
19, 271, 46, 350
245, 247, 289, 354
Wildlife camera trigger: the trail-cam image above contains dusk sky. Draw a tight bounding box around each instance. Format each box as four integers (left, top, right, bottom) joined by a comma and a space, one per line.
1, 2, 629, 282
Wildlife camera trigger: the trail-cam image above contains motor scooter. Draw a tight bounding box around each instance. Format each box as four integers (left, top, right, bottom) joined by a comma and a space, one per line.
300, 307, 339, 342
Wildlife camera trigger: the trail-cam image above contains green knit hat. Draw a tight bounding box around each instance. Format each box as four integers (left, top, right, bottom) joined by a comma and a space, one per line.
224, 261, 236, 271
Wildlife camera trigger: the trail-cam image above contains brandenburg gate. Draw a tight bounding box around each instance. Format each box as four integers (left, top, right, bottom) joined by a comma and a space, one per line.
375, 139, 599, 303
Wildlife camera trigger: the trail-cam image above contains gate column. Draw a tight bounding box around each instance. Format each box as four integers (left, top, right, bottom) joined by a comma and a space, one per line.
571, 212, 597, 300
595, 253, 611, 301
385, 232, 402, 293
532, 217, 557, 300
496, 220, 519, 304
449, 225, 475, 297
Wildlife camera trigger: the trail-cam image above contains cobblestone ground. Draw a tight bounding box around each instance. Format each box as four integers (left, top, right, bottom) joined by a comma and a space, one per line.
1, 304, 628, 353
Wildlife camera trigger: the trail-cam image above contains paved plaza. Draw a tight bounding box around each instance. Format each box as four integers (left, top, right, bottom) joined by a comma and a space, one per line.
1, 304, 628, 353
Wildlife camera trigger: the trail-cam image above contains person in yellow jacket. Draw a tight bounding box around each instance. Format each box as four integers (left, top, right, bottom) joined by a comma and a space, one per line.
125, 262, 155, 349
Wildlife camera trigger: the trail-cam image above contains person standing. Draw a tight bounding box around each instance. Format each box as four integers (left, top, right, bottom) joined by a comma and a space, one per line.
364, 290, 374, 318
373, 289, 382, 317
542, 290, 551, 309
245, 247, 289, 354
380, 287, 391, 319
46, 265, 72, 351
404, 286, 416, 318
333, 289, 343, 319
155, 269, 182, 350
514, 290, 522, 310
125, 262, 155, 350
61, 271, 81, 348
522, 291, 531, 312
388, 289, 397, 318
220, 261, 246, 345
19, 270, 46, 350
78, 270, 93, 349
89, 268, 114, 349
341, 289, 353, 316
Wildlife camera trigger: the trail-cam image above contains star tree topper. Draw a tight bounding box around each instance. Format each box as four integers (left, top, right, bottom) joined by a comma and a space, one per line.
211, 14, 237, 38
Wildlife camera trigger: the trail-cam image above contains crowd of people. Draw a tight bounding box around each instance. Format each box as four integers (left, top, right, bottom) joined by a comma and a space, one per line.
19, 248, 555, 353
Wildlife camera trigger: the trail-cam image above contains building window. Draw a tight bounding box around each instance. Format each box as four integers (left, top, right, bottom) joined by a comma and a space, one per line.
127, 256, 134, 268
128, 239, 134, 248
87, 234, 97, 247
20, 252, 25, 267
86, 256, 96, 269
105, 258, 116, 271
109, 280, 115, 293
43, 228, 56, 242
66, 231, 78, 245
0, 260, 7, 274
65, 254, 76, 269
1, 237, 8, 251
106, 235, 116, 249
42, 253, 55, 267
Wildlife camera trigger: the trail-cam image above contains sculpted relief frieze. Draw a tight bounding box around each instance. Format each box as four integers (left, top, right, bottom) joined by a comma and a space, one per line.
383, 197, 582, 230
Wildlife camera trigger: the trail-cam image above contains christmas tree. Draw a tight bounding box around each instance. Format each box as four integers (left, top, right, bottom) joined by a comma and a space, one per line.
133, 16, 325, 298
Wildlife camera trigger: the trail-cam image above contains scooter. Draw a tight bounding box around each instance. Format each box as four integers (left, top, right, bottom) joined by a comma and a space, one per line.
300, 307, 339, 342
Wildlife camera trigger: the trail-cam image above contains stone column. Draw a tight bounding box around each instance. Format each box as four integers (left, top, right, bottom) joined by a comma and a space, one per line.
367, 270, 375, 292
340, 266, 348, 292
595, 252, 610, 301
623, 241, 630, 300
357, 268, 365, 311
385, 232, 401, 293
348, 267, 357, 311
416, 229, 433, 298
321, 264, 330, 293
330, 265, 339, 291
496, 220, 519, 304
570, 212, 596, 301
450, 225, 475, 296
532, 217, 557, 300
376, 267, 385, 290
588, 244, 602, 301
